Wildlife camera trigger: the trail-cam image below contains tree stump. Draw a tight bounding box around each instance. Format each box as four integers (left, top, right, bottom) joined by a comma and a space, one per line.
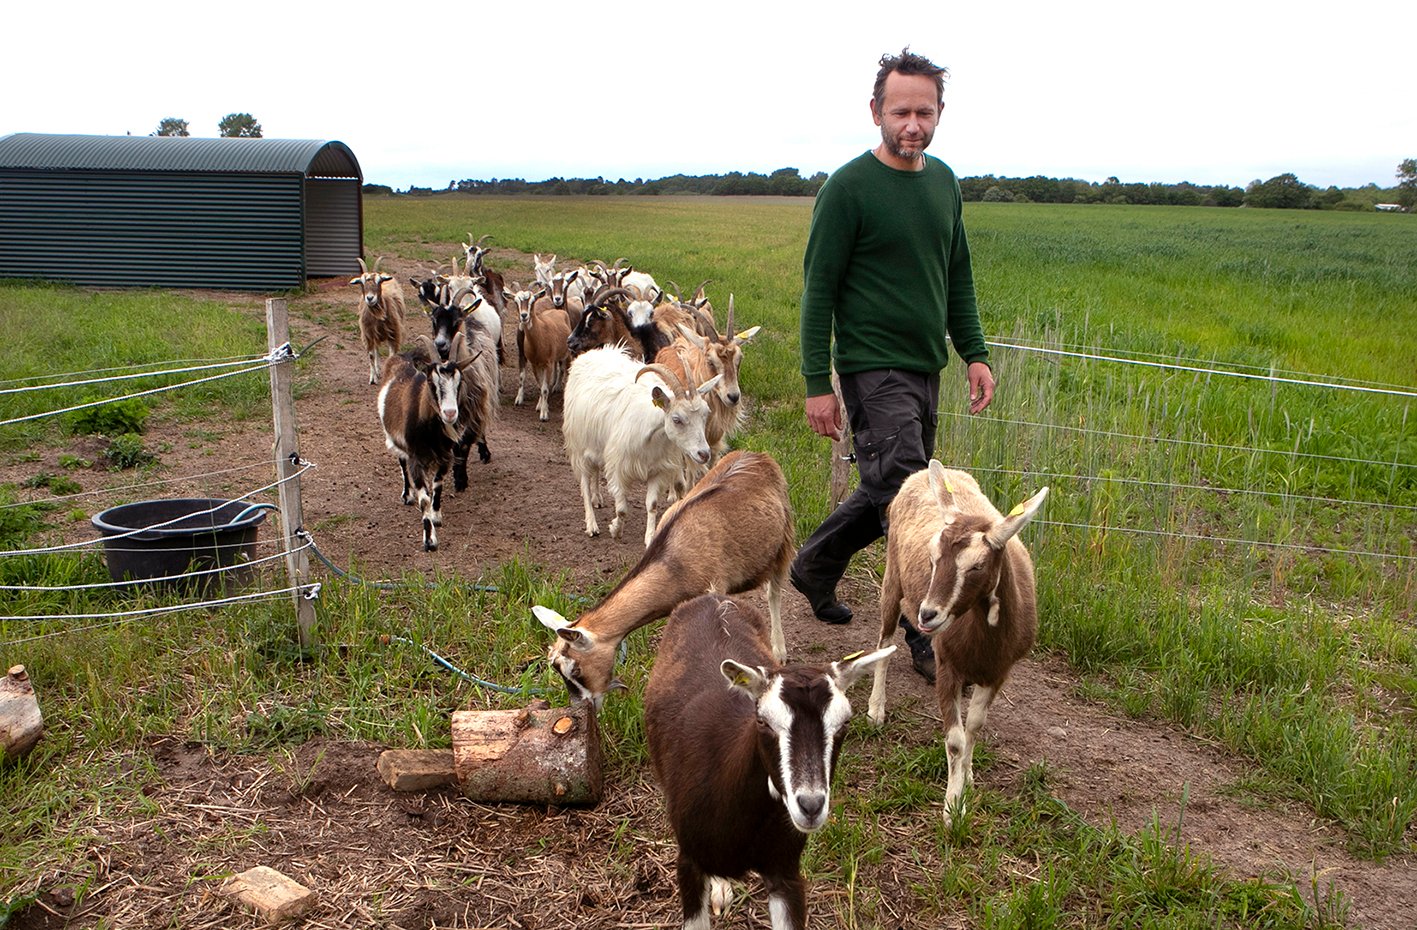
0, 665, 43, 762
451, 702, 602, 806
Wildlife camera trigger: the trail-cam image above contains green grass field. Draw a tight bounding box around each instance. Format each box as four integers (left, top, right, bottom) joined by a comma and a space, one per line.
2, 197, 1414, 927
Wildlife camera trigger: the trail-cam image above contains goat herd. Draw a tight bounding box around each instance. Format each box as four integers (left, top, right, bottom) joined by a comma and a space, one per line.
347, 236, 1049, 929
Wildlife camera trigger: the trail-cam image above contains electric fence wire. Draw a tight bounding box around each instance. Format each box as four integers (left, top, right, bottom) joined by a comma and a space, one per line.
0, 541, 310, 592
0, 341, 318, 428
383, 635, 544, 696
0, 354, 278, 396
977, 337, 1417, 399
0, 459, 276, 511
940, 408, 1415, 472
1031, 519, 1416, 563
0, 352, 272, 389
296, 529, 498, 594
0, 583, 321, 639
960, 463, 1417, 513
0, 463, 313, 557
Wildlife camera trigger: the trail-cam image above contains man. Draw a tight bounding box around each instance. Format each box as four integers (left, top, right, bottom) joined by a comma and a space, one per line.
792, 48, 996, 682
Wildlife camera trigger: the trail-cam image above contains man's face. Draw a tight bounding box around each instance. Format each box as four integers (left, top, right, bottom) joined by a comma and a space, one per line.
871, 71, 940, 164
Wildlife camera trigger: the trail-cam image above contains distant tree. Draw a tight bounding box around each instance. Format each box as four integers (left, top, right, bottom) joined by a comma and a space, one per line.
218, 113, 263, 138
1244, 173, 1316, 209
1397, 158, 1417, 210
152, 117, 189, 137
982, 185, 1014, 203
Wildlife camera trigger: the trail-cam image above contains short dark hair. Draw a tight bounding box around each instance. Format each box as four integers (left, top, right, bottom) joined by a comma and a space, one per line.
873, 47, 948, 111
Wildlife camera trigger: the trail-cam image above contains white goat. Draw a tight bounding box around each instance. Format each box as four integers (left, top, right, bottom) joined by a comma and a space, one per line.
868, 461, 1047, 824
561, 346, 721, 546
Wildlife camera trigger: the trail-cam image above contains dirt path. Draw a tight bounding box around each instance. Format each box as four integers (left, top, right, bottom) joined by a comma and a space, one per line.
10, 250, 1414, 929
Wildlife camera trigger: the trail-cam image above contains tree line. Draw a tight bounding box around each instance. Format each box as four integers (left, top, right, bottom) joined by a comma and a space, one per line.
368, 162, 1415, 212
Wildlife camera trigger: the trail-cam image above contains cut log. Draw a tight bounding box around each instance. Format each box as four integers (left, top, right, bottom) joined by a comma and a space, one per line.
376, 749, 456, 792
451, 701, 602, 805
219, 865, 314, 923
0, 665, 43, 762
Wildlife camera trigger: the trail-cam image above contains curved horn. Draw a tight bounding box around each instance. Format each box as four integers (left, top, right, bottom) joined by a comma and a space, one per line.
663, 280, 684, 303
635, 363, 687, 395
371, 256, 385, 273
587, 286, 632, 310
356, 257, 369, 274
611, 257, 628, 271
693, 279, 713, 301
448, 285, 475, 308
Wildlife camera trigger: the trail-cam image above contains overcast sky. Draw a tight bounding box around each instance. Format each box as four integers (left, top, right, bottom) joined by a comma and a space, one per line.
4, 1, 1408, 191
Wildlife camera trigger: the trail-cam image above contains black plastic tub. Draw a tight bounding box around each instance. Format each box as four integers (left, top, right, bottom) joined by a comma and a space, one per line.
91, 498, 269, 589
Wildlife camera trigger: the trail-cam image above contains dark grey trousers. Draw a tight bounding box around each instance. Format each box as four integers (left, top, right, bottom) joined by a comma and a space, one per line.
793, 369, 940, 596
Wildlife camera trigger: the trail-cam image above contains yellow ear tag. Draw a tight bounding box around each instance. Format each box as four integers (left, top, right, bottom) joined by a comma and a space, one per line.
840, 650, 865, 662
733, 671, 753, 687
1009, 501, 1028, 517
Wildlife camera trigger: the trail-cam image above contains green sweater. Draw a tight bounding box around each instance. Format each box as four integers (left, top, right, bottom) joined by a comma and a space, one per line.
800, 150, 987, 397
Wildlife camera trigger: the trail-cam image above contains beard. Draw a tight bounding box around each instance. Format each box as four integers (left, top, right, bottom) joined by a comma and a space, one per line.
881, 123, 933, 162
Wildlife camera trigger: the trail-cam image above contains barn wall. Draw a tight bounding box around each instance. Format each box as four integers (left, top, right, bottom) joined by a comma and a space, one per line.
0, 170, 304, 290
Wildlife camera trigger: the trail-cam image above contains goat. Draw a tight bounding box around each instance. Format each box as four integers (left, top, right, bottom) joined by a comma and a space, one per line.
350, 257, 407, 384
376, 333, 483, 550
624, 291, 673, 361
511, 283, 572, 421
533, 450, 795, 706
654, 295, 760, 466
560, 346, 721, 546
868, 460, 1048, 824
532, 252, 557, 287
462, 233, 508, 315
567, 287, 636, 357
644, 593, 894, 930
414, 285, 500, 488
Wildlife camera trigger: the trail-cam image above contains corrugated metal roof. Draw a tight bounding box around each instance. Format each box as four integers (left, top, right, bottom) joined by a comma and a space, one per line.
0, 133, 361, 179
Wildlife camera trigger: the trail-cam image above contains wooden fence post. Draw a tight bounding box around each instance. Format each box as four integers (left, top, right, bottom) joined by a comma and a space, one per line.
266, 298, 317, 650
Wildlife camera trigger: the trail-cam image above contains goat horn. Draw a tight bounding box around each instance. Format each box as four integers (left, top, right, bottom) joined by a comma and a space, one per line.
372, 256, 384, 273
693, 279, 713, 300
663, 280, 684, 303
476, 234, 493, 246
588, 286, 631, 310
724, 294, 735, 339
635, 363, 686, 395
356, 257, 369, 274
611, 257, 627, 270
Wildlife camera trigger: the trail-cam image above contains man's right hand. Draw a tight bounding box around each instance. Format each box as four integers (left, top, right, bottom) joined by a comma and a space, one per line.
805, 393, 844, 441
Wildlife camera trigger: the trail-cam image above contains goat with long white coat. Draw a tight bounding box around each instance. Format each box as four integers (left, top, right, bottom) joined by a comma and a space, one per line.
534, 450, 795, 707
560, 346, 720, 545
868, 460, 1047, 824
645, 593, 893, 930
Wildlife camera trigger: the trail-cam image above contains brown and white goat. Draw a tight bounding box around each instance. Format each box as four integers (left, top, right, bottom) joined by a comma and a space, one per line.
654, 294, 761, 466
376, 333, 483, 551
869, 461, 1047, 824
533, 450, 794, 707
350, 257, 407, 384
567, 287, 635, 357
645, 593, 894, 930
510, 284, 572, 421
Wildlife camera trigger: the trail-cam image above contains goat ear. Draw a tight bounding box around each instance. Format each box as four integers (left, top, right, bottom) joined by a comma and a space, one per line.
721, 660, 770, 699
650, 385, 671, 410
831, 645, 897, 690
697, 373, 723, 396
985, 486, 1049, 549
675, 322, 708, 351
733, 325, 761, 345
348, 277, 361, 286
532, 604, 570, 631
926, 460, 959, 524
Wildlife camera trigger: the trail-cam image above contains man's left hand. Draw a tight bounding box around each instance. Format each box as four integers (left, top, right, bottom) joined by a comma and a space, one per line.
967, 361, 995, 414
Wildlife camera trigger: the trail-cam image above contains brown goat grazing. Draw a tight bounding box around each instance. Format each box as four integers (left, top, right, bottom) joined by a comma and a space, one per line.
533, 450, 794, 707
645, 594, 893, 930
869, 460, 1047, 825
350, 257, 407, 384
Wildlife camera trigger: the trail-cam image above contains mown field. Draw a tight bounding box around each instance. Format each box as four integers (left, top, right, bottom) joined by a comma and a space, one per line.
2, 197, 1414, 928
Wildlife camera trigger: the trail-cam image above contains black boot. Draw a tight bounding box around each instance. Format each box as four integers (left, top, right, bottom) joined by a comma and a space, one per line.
789, 567, 853, 624
900, 617, 936, 684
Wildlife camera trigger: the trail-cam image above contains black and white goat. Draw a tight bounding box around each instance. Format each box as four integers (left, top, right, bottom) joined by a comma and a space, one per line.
376, 333, 483, 551
534, 450, 794, 707
645, 594, 893, 930
349, 257, 407, 384
869, 461, 1047, 824
411, 283, 500, 490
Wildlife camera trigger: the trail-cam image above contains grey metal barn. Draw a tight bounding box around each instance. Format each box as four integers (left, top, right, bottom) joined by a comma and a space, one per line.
0, 133, 363, 290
